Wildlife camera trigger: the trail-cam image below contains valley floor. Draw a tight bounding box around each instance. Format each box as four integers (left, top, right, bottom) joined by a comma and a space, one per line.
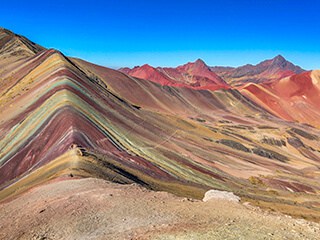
0, 178, 319, 240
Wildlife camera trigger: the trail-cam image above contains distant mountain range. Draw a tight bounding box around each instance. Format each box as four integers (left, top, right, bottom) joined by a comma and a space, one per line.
120, 55, 305, 88
1, 28, 320, 222
120, 54, 320, 126
211, 54, 305, 86
120, 59, 229, 90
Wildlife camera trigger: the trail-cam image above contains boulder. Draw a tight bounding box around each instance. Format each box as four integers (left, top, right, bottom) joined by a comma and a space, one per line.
203, 190, 240, 203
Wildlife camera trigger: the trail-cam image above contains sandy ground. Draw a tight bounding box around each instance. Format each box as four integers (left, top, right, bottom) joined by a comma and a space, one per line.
0, 178, 319, 240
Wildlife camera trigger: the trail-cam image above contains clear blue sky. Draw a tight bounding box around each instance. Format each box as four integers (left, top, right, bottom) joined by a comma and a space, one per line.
1, 0, 320, 69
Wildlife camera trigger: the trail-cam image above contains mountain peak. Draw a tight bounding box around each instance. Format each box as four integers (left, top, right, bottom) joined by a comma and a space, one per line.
192, 58, 208, 68
0, 27, 14, 35
271, 55, 287, 65
194, 58, 206, 64
140, 64, 154, 69
273, 54, 286, 61
180, 58, 208, 71
0, 27, 45, 58
268, 55, 304, 73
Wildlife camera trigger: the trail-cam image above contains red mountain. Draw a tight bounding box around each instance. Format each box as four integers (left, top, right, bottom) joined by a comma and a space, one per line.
119, 59, 230, 91
240, 70, 320, 127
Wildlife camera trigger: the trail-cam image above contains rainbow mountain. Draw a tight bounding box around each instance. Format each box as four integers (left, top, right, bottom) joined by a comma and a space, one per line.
1, 28, 320, 221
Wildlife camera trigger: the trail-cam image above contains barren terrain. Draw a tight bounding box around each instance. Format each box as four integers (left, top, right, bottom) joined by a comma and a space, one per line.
1, 178, 319, 240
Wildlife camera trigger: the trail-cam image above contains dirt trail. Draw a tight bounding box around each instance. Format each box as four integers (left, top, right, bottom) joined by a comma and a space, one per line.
0, 178, 319, 240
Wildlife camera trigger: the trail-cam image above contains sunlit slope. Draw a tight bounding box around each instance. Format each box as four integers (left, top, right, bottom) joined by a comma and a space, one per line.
240, 70, 320, 127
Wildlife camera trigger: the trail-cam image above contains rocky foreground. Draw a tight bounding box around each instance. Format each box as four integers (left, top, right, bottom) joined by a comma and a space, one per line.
0, 178, 319, 240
